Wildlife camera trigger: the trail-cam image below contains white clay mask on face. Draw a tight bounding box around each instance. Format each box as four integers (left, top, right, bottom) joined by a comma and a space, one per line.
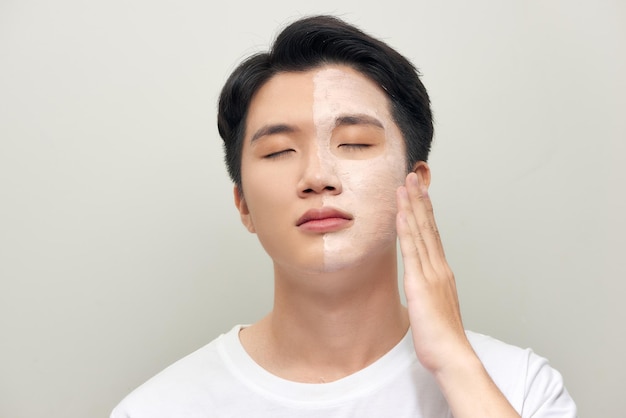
311, 66, 407, 271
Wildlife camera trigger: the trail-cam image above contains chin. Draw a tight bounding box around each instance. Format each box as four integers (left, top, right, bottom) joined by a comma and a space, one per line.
274, 256, 358, 276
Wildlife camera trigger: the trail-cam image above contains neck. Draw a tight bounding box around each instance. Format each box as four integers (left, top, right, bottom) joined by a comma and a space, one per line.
239, 245, 409, 383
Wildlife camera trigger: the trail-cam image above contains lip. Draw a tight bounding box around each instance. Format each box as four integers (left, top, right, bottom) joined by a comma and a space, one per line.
296, 207, 354, 233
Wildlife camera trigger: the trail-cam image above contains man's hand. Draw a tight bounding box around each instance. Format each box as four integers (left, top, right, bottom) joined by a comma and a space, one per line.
396, 171, 472, 373
396, 171, 520, 418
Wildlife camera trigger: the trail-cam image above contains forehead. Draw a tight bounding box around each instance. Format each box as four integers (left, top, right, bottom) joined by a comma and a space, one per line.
245, 65, 394, 135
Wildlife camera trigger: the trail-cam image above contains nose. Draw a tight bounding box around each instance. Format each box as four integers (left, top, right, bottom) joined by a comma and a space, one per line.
297, 146, 342, 197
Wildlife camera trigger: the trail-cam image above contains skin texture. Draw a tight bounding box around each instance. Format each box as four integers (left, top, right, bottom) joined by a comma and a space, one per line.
314, 67, 407, 271
235, 65, 520, 417
237, 66, 406, 275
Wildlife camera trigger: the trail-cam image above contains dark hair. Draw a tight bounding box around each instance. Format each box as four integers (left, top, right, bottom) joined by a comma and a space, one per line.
217, 15, 433, 187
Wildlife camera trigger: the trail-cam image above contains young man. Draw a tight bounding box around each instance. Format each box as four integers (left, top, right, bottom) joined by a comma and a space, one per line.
112, 15, 576, 417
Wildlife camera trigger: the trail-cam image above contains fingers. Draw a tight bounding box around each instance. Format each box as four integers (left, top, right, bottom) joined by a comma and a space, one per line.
396, 186, 424, 281
409, 172, 445, 258
397, 172, 446, 274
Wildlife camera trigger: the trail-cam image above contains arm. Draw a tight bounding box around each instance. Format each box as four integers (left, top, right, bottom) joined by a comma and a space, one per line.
396, 170, 520, 418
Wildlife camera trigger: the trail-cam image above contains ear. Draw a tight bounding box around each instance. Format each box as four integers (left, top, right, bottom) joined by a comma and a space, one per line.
411, 161, 431, 189
233, 185, 256, 233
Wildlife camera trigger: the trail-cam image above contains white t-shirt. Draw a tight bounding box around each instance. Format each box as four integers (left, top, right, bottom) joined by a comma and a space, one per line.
111, 326, 576, 417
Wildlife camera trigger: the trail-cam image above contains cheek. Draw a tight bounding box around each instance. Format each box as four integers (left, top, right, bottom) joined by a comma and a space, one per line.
338, 144, 406, 208
327, 152, 406, 235
240, 170, 278, 234
321, 156, 404, 271
349, 159, 403, 219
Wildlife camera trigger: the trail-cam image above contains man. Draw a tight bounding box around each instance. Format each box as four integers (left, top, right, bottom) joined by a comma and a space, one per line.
112, 15, 576, 417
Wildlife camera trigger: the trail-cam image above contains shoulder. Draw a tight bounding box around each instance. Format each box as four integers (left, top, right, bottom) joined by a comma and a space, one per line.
110, 325, 242, 418
466, 331, 577, 417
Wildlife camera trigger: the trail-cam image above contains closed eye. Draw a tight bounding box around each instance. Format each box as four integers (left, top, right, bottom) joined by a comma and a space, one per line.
338, 144, 372, 151
264, 149, 295, 159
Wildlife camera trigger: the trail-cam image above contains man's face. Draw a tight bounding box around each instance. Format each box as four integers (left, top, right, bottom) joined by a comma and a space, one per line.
237, 65, 407, 273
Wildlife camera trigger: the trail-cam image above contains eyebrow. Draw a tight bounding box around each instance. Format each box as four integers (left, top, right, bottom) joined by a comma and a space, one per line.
334, 114, 384, 130
250, 124, 298, 143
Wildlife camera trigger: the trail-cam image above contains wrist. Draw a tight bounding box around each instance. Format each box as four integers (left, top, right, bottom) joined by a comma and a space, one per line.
432, 346, 485, 385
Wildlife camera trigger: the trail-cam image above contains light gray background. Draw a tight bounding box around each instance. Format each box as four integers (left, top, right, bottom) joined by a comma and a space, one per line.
1, 1, 624, 417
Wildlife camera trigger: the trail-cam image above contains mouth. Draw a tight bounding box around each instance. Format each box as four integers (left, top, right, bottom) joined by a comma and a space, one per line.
296, 207, 353, 233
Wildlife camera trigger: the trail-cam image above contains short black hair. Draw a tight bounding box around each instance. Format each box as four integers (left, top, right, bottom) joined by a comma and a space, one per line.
217, 15, 433, 187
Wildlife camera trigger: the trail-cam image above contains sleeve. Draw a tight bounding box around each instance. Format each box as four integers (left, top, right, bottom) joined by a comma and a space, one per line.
521, 350, 577, 418
110, 405, 128, 418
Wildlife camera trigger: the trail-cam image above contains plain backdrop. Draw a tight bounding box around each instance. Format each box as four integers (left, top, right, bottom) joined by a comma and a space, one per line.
1, 1, 624, 417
